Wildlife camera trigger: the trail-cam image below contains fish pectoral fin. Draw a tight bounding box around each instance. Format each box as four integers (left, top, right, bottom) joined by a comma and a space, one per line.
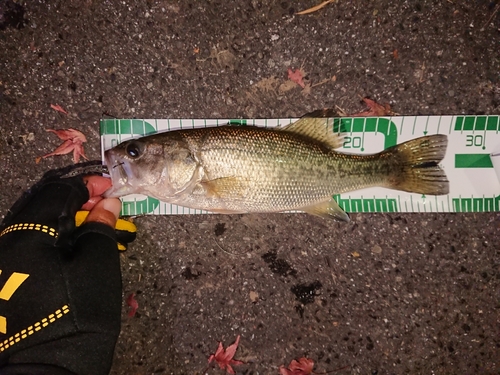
200, 176, 249, 199
280, 117, 343, 149
303, 198, 350, 222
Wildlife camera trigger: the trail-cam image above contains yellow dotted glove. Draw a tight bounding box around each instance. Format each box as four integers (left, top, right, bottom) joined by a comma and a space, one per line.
75, 211, 136, 251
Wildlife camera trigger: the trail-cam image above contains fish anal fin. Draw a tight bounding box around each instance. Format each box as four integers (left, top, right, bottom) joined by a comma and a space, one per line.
200, 177, 248, 199
303, 198, 350, 222
280, 117, 343, 149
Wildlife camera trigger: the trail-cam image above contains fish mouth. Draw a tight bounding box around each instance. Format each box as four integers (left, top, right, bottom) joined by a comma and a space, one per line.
103, 151, 134, 198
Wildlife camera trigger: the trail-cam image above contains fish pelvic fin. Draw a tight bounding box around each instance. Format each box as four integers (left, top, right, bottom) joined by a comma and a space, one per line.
385, 134, 449, 195
280, 117, 343, 149
303, 198, 350, 222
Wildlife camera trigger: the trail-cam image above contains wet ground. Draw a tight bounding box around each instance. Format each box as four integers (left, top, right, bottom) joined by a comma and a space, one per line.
1, 1, 499, 374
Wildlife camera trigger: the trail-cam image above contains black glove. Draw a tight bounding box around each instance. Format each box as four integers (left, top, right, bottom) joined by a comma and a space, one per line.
74, 211, 137, 251
0, 162, 128, 375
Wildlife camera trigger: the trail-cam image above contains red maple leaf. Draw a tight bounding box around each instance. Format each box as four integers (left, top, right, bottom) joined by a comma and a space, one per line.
208, 335, 244, 374
349, 98, 394, 117
50, 103, 69, 114
37, 128, 88, 163
126, 293, 138, 317
288, 68, 306, 88
279, 357, 315, 375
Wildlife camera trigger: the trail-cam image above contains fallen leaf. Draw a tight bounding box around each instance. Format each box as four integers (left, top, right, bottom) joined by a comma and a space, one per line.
208, 335, 244, 374
281, 357, 350, 375
38, 128, 88, 163
351, 251, 360, 258
349, 98, 395, 117
279, 80, 297, 93
19, 132, 35, 144
288, 68, 306, 88
301, 83, 312, 96
393, 49, 399, 59
126, 293, 138, 317
296, 0, 336, 15
50, 103, 68, 114
280, 357, 315, 375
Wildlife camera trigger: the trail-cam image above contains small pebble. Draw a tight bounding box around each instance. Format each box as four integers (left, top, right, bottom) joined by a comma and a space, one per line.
249, 291, 259, 302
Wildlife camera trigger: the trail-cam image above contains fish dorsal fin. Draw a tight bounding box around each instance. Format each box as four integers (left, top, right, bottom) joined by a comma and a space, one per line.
302, 197, 350, 222
280, 117, 343, 149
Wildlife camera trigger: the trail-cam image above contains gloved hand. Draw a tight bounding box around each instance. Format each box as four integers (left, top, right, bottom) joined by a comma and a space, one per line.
74, 211, 137, 251
0, 163, 134, 375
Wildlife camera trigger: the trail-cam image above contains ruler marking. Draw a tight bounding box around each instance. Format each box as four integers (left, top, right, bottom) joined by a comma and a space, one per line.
361, 119, 366, 151
424, 115, 430, 135
411, 117, 417, 136
482, 117, 488, 149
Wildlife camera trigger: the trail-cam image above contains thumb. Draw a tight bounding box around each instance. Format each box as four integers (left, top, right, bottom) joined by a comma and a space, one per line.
84, 198, 121, 228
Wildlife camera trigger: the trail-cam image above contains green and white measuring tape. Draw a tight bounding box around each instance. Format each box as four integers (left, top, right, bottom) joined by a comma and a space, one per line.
100, 115, 500, 215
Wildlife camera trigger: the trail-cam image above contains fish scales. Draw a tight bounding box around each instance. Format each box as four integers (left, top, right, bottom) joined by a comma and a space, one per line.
196, 128, 384, 205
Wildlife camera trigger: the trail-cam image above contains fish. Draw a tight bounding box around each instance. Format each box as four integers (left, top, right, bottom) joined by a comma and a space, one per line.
104, 118, 449, 221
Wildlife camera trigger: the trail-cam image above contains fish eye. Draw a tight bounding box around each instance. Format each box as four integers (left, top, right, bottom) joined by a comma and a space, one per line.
126, 142, 142, 158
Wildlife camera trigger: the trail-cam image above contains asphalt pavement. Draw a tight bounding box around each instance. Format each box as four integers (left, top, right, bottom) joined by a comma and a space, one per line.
0, 1, 499, 374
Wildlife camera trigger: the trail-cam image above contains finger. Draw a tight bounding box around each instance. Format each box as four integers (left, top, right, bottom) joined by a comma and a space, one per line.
84, 198, 121, 228
83, 175, 112, 197
81, 196, 103, 211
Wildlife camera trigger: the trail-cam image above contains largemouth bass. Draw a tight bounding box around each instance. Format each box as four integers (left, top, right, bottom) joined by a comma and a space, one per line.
104, 118, 449, 221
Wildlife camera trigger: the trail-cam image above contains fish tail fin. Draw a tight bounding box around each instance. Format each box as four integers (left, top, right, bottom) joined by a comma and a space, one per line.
385, 134, 449, 195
